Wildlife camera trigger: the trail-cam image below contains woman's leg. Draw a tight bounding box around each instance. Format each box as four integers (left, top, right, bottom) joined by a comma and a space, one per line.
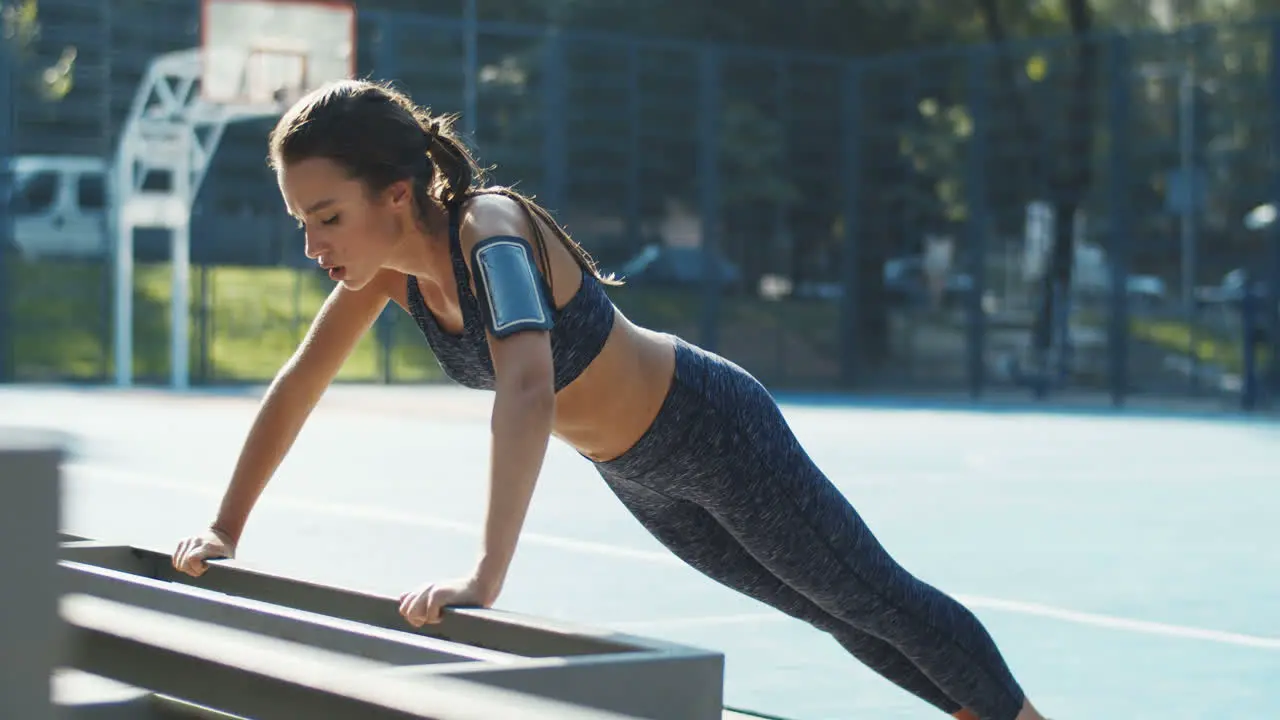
599, 474, 965, 716
592, 338, 1039, 720
686, 391, 1031, 720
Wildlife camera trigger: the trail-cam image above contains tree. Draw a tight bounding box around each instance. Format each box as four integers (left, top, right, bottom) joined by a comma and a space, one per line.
975, 0, 1096, 378
2, 0, 77, 101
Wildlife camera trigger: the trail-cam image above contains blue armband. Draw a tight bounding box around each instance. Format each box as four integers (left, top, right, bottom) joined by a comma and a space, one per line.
470, 235, 555, 338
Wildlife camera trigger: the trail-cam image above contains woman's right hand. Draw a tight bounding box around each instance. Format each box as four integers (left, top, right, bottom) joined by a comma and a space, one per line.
172, 527, 236, 577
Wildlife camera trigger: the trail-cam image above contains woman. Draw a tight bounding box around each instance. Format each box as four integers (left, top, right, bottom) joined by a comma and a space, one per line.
171, 79, 1046, 720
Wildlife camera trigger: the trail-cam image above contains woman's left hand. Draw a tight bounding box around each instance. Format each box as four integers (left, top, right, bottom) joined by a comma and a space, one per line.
398, 575, 496, 627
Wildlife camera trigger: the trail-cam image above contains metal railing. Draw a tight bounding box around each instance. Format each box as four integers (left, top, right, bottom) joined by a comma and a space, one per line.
1, 429, 732, 720
0, 428, 65, 720
60, 592, 646, 720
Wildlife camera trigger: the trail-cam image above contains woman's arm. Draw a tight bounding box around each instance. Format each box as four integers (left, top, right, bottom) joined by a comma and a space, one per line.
472, 332, 555, 600
209, 271, 395, 546
459, 196, 558, 602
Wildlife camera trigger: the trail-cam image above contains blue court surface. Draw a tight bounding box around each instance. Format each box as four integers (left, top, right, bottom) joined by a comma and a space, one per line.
2, 383, 1277, 719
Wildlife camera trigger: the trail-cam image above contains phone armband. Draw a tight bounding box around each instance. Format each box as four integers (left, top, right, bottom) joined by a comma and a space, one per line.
470, 235, 555, 338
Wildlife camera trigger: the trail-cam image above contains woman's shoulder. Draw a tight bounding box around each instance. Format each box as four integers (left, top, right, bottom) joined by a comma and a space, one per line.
455, 187, 544, 242
459, 186, 525, 219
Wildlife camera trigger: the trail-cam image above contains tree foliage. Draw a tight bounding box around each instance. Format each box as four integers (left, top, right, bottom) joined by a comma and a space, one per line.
2, 0, 76, 101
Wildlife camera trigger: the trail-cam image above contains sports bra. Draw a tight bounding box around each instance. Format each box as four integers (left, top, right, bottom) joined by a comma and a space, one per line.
405, 198, 616, 392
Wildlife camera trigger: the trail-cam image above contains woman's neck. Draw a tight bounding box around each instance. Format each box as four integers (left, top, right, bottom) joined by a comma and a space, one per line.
384, 202, 450, 277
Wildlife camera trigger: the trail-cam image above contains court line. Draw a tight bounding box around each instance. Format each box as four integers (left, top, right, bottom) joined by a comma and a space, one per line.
65, 460, 1280, 651
947, 596, 1280, 650
604, 600, 1280, 651
63, 461, 683, 567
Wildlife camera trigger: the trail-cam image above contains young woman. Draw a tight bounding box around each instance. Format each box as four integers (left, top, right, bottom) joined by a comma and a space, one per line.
171, 79, 1047, 720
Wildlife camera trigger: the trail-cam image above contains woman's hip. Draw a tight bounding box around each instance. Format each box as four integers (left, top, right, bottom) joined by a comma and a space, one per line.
589, 336, 797, 498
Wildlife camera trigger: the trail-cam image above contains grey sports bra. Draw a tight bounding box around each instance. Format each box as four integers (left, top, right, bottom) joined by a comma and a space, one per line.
405, 199, 616, 392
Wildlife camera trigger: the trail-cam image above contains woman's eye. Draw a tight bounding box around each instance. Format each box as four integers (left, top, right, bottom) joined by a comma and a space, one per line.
321, 215, 340, 226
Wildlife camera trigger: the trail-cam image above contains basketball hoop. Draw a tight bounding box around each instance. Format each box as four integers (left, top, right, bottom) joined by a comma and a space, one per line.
200, 0, 356, 111
112, 0, 359, 390
244, 48, 309, 110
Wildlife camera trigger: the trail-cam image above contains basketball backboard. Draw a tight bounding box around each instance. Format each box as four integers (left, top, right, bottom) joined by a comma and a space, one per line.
200, 0, 356, 109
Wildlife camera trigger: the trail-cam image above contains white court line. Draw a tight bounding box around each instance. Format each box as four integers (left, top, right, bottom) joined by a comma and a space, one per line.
947, 596, 1280, 650
63, 461, 682, 567
604, 600, 1280, 651
66, 460, 1280, 651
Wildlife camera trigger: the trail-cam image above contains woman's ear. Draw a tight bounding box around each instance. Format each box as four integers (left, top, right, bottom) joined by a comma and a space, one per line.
383, 178, 414, 210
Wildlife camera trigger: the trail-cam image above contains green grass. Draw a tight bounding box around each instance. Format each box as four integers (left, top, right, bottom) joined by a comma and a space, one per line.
7, 259, 849, 386
185, 264, 446, 383
10, 258, 116, 380
1129, 315, 1270, 375
1073, 305, 1269, 376
8, 260, 448, 384
15, 257, 1256, 388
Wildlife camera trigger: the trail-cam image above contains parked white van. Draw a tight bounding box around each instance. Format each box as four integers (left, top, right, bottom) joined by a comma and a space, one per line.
4, 154, 110, 259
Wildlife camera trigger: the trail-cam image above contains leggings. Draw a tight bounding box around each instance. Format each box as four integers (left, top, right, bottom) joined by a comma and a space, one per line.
590, 337, 1026, 720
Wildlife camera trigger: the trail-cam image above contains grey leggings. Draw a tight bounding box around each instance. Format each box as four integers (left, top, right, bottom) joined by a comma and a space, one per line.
590, 337, 1026, 720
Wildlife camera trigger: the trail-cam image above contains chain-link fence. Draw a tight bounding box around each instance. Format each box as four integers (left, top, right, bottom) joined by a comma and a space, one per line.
3, 0, 1278, 407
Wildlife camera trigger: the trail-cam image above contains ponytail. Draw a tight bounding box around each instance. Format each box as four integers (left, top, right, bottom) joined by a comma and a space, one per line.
416, 112, 484, 208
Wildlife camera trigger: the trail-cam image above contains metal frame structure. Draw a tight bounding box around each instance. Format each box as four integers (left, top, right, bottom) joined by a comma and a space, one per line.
60, 591, 646, 720
0, 428, 65, 720
110, 49, 289, 391
3, 428, 790, 719
112, 0, 357, 390
56, 539, 728, 720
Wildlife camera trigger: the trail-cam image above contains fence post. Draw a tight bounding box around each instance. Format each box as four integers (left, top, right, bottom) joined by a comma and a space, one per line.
0, 35, 14, 383
1269, 21, 1280, 403
772, 57, 791, 383
1241, 274, 1259, 411
1106, 35, 1133, 407
625, 43, 642, 252
462, 0, 479, 140
0, 428, 66, 720
542, 31, 567, 217
195, 266, 209, 383
374, 14, 400, 384
965, 49, 990, 399
697, 47, 722, 353
839, 61, 862, 386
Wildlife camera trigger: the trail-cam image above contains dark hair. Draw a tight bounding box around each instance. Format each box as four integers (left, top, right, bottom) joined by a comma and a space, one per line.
268, 79, 620, 288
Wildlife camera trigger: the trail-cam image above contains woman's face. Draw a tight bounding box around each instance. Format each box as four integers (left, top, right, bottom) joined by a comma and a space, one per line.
277, 156, 413, 291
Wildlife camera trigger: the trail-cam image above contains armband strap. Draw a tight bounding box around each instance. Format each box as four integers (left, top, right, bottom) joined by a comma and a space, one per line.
470, 235, 555, 338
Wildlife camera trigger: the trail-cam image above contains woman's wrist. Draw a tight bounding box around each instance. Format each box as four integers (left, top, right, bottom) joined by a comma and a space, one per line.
208, 522, 240, 548
470, 558, 508, 605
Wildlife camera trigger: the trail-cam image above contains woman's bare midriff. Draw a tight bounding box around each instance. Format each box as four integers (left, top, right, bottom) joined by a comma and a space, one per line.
388, 268, 676, 462
549, 308, 677, 463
